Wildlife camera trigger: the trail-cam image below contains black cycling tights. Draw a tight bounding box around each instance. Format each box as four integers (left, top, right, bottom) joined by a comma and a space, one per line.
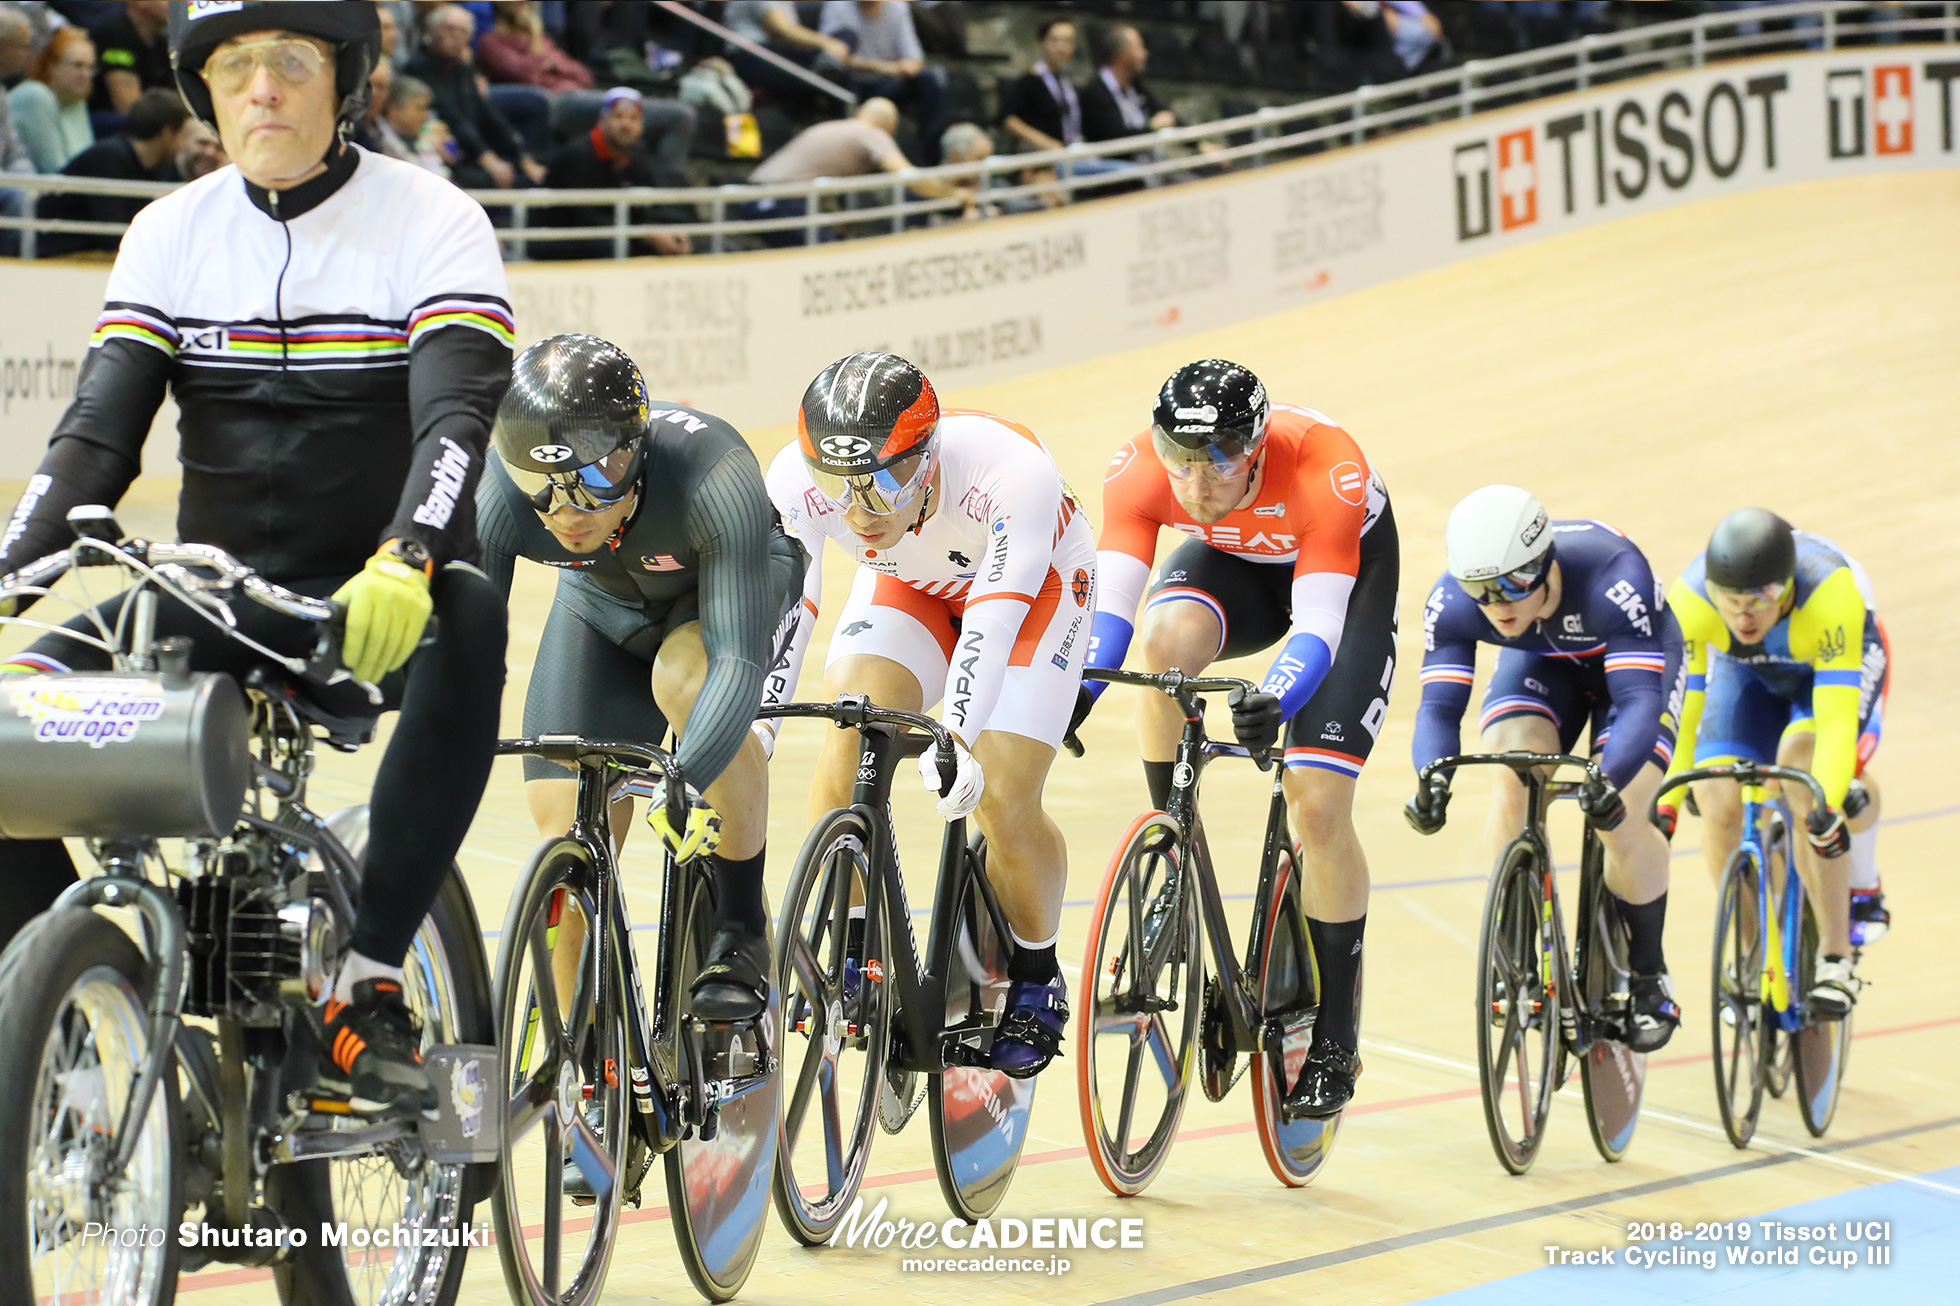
0, 566, 506, 967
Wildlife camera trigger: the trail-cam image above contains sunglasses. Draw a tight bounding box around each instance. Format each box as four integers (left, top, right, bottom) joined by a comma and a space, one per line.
1152, 427, 1261, 484
204, 38, 329, 96
809, 451, 931, 517
508, 445, 642, 515
1456, 556, 1550, 606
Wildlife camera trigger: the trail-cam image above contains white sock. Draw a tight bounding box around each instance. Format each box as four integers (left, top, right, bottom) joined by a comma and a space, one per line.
1849, 825, 1880, 892
1010, 926, 1060, 951
334, 950, 406, 1004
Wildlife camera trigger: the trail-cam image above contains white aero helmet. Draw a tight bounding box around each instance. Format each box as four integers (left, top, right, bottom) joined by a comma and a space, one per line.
1445, 484, 1553, 603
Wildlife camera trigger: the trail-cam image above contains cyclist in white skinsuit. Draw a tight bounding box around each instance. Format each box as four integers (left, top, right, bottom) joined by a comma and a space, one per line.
762, 352, 1096, 1077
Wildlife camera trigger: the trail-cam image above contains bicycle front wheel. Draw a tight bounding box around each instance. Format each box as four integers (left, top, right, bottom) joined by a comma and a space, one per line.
773, 806, 889, 1245
1250, 847, 1342, 1187
1475, 839, 1558, 1175
0, 907, 182, 1306
492, 839, 629, 1306
1078, 812, 1200, 1196
1711, 848, 1766, 1148
1793, 892, 1852, 1138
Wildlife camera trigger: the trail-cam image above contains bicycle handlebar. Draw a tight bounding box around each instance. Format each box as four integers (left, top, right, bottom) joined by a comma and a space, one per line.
756, 695, 962, 799
1652, 761, 1828, 812
1418, 751, 1605, 790
495, 735, 688, 830
1062, 667, 1271, 771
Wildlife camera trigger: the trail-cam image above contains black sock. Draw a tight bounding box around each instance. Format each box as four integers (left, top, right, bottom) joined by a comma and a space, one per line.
1616, 891, 1668, 976
1306, 915, 1366, 1051
1009, 940, 1058, 984
1823, 953, 1846, 966
0, 838, 79, 954
1142, 760, 1176, 813
710, 848, 768, 934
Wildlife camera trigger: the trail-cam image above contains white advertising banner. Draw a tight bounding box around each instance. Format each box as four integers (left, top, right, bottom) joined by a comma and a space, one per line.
0, 49, 1954, 476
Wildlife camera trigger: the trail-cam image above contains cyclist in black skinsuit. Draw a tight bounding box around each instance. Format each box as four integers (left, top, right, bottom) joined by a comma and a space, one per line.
0, 2, 509, 1121
479, 334, 805, 1023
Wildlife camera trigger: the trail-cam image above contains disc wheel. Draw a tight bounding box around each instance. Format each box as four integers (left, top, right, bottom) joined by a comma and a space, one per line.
1711, 848, 1768, 1148
1078, 812, 1201, 1196
0, 907, 182, 1306
929, 837, 1037, 1222
1577, 874, 1646, 1162
665, 874, 776, 1302
1475, 839, 1558, 1175
1792, 893, 1852, 1138
772, 807, 888, 1245
492, 840, 629, 1306
1250, 849, 1339, 1187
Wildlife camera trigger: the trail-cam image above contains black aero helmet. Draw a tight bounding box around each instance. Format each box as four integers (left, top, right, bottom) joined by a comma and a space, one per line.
1152, 359, 1271, 477
798, 352, 940, 515
1705, 507, 1797, 592
494, 334, 651, 512
168, 1, 380, 131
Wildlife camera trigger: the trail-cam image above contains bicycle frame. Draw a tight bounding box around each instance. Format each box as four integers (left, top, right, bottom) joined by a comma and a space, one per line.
755, 697, 1010, 1074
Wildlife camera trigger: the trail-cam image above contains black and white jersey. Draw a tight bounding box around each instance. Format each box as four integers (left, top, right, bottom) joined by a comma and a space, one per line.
0, 144, 514, 583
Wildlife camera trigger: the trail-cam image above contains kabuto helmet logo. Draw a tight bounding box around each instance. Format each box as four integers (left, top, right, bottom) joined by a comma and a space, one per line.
818, 434, 872, 461
530, 444, 575, 463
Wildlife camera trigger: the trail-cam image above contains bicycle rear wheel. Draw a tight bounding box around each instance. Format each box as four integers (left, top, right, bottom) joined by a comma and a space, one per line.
1792, 894, 1852, 1138
492, 839, 629, 1306
1576, 844, 1645, 1163
1475, 839, 1558, 1175
1711, 848, 1767, 1148
929, 837, 1037, 1222
665, 873, 776, 1303
1250, 848, 1341, 1187
0, 907, 182, 1306
772, 807, 888, 1245
1078, 812, 1200, 1196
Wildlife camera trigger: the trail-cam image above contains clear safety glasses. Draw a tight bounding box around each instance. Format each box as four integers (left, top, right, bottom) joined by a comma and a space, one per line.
203, 38, 331, 96
1706, 578, 1791, 615
508, 445, 642, 515
1455, 554, 1551, 606
1152, 427, 1259, 483
808, 451, 931, 516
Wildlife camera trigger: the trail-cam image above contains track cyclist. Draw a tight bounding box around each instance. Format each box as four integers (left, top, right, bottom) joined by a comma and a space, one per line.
481, 333, 806, 1027
1408, 486, 1687, 1052
1079, 359, 1400, 1118
1661, 509, 1889, 1015
0, 1, 512, 1120
764, 351, 1096, 1078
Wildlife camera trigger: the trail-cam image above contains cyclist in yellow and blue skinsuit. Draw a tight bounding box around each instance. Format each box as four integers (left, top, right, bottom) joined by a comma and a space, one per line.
1659, 509, 1888, 1018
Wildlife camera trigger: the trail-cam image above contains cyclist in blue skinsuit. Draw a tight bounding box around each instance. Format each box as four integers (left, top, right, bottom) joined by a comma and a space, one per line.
1406, 485, 1687, 1051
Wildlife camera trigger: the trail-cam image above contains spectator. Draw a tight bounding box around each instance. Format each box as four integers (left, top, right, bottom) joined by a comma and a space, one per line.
0, 7, 28, 256
819, 0, 949, 164
1080, 25, 1176, 147
375, 2, 404, 68
174, 116, 225, 182
477, 0, 593, 157
1000, 18, 1081, 154
721, 0, 851, 105
0, 3, 31, 92
371, 70, 455, 176
8, 23, 92, 173
40, 84, 185, 254
89, 0, 170, 118
741, 95, 960, 246
1313, 2, 1444, 84
539, 86, 691, 259
938, 120, 1053, 220
407, 3, 545, 188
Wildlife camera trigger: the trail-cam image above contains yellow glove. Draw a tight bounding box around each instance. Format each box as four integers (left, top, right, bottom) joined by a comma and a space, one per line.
0, 595, 14, 619
332, 540, 433, 684
645, 779, 723, 864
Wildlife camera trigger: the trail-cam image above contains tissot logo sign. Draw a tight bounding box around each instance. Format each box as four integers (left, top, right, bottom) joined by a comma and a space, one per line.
1453, 58, 1960, 242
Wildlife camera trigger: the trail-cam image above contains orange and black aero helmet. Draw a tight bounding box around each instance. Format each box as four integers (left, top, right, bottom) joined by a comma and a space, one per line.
798, 352, 940, 515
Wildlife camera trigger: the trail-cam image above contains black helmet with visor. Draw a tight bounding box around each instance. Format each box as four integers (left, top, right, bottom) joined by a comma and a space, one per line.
1704, 506, 1798, 610
493, 334, 650, 514
797, 353, 941, 516
1151, 359, 1271, 480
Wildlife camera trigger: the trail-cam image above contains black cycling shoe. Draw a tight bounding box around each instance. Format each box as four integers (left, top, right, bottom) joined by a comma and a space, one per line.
1627, 970, 1681, 1052
314, 978, 437, 1121
1281, 1039, 1361, 1120
1850, 889, 1890, 946
691, 926, 771, 1022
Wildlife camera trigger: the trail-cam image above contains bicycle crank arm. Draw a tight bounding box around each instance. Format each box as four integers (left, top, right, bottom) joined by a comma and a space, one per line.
940, 1029, 995, 1068
275, 1116, 415, 1163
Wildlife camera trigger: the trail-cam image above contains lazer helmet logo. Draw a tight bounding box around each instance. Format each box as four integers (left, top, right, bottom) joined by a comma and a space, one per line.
1173, 404, 1218, 423
818, 435, 872, 460
530, 444, 575, 463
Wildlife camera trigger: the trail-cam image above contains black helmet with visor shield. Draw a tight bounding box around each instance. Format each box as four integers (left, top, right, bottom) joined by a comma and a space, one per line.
798, 352, 941, 517
493, 334, 650, 514
1704, 506, 1797, 612
1151, 359, 1271, 481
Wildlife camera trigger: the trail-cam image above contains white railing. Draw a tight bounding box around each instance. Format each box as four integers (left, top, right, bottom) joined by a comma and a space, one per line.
1, 1, 1953, 260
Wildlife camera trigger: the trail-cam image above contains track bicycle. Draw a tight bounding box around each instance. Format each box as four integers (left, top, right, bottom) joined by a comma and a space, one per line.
0, 506, 497, 1306
764, 695, 1039, 1244
1654, 761, 1850, 1146
490, 736, 778, 1304
1072, 667, 1339, 1196
1419, 751, 1647, 1175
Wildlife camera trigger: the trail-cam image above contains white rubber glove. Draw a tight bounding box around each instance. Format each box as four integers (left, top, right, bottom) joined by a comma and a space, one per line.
918, 734, 985, 820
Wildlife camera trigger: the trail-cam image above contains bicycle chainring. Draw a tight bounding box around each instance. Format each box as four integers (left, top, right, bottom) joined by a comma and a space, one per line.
1198, 973, 1241, 1102
878, 1064, 924, 1133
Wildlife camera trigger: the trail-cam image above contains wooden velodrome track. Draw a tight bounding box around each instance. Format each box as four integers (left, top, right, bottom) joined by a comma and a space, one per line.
5, 166, 1956, 1304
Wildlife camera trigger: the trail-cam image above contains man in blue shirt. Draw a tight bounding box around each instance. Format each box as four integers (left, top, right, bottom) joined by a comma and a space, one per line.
1407, 485, 1686, 1050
